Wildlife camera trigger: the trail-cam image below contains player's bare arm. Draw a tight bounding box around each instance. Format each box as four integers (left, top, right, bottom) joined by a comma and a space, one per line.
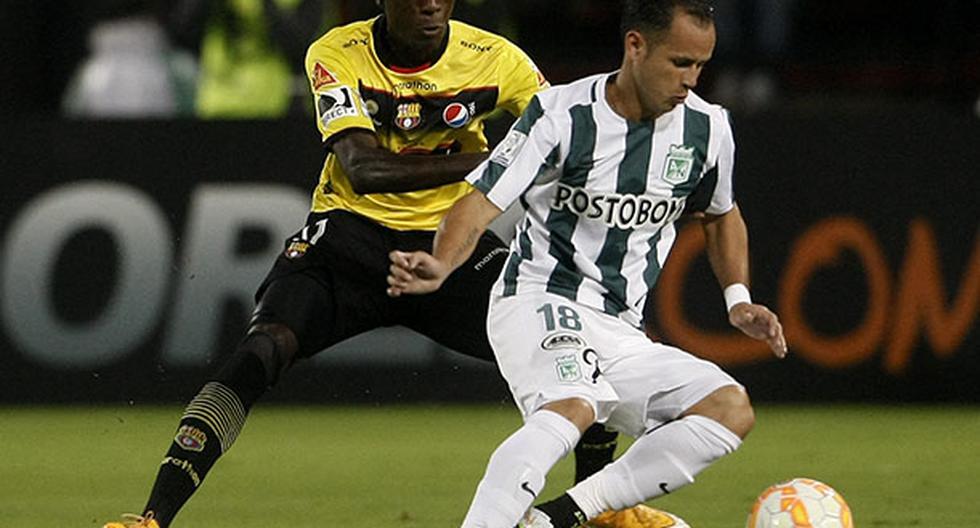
387, 189, 501, 296
330, 128, 489, 195
701, 205, 788, 357
331, 129, 489, 194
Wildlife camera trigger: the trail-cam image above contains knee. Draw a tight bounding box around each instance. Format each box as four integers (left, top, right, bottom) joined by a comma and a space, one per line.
683, 385, 755, 439
242, 323, 299, 384
541, 397, 596, 433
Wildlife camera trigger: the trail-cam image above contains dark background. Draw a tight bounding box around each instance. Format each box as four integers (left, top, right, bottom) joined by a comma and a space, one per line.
0, 0, 977, 404
2, 0, 979, 117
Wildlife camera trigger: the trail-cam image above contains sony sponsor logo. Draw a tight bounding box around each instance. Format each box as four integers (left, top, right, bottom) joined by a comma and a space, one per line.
550, 183, 685, 230
460, 40, 493, 53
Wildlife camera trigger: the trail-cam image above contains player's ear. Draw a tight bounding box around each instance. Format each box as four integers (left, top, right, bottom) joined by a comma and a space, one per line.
624, 30, 647, 62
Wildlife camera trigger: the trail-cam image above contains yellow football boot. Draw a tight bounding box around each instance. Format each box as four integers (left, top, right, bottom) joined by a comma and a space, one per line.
588, 505, 686, 528
103, 512, 160, 528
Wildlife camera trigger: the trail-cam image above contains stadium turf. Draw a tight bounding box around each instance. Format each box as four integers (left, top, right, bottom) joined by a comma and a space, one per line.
3, 404, 978, 527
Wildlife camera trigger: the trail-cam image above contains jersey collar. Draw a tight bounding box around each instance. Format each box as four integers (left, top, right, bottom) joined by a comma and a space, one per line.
372, 15, 450, 73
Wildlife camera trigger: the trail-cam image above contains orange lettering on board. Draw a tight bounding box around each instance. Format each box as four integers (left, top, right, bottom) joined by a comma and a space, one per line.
779, 217, 890, 368
654, 216, 976, 372
884, 219, 980, 374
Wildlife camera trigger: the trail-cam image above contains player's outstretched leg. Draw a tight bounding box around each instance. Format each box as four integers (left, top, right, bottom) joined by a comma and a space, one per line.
535, 386, 752, 528
104, 324, 297, 528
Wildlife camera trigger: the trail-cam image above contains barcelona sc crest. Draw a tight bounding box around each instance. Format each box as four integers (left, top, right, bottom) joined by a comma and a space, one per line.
285, 240, 310, 259
395, 102, 422, 130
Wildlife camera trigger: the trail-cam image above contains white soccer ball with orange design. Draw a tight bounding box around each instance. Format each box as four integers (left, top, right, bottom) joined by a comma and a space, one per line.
746, 477, 853, 528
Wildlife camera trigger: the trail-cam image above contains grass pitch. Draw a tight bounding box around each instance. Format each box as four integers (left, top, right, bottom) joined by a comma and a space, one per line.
3, 404, 978, 527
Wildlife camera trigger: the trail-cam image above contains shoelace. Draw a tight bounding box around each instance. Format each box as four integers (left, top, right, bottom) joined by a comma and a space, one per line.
119, 512, 154, 527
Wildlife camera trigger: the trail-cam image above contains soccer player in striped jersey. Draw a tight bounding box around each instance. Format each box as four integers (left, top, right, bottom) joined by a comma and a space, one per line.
386, 1, 788, 527
103, 1, 634, 527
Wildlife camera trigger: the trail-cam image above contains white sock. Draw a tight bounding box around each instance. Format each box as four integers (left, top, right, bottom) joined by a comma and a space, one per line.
460, 410, 582, 528
567, 415, 742, 518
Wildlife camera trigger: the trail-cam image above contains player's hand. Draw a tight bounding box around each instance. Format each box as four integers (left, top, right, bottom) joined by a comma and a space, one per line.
729, 303, 788, 358
386, 250, 450, 297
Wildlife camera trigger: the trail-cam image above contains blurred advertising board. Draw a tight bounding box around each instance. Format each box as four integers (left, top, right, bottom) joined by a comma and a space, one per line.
0, 110, 977, 403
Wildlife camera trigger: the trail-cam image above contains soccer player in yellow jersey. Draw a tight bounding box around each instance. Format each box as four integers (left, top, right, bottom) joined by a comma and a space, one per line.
104, 2, 645, 527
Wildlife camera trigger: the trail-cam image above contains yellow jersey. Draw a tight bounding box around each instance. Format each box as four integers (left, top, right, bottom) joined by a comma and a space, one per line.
304, 16, 547, 230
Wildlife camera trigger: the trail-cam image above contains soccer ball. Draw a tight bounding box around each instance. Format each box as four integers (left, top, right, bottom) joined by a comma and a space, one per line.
746, 477, 853, 528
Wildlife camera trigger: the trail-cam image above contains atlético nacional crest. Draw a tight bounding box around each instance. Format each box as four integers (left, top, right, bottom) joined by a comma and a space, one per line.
555, 354, 582, 382
662, 144, 695, 185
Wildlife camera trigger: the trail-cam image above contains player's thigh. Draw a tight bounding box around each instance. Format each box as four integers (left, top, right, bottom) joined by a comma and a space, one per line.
603, 335, 742, 437
487, 292, 620, 421
253, 212, 394, 357
252, 268, 389, 358
401, 231, 508, 362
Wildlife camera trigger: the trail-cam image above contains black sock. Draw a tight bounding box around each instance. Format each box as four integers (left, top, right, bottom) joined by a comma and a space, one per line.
574, 423, 618, 483
537, 493, 588, 528
143, 337, 273, 527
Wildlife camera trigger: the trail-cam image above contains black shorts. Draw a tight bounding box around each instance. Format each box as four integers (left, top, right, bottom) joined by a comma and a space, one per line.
252, 210, 509, 361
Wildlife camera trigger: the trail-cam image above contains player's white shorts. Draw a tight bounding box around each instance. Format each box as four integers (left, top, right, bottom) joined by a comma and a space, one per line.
487, 291, 742, 438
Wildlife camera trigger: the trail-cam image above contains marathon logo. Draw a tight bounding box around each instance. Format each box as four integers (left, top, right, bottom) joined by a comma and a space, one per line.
161, 456, 202, 487
473, 247, 508, 271
551, 183, 686, 230
393, 80, 438, 92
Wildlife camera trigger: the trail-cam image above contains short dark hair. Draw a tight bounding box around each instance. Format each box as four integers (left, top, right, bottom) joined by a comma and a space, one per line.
620, 0, 715, 41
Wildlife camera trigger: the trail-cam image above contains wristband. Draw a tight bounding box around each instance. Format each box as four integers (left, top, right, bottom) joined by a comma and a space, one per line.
724, 283, 752, 312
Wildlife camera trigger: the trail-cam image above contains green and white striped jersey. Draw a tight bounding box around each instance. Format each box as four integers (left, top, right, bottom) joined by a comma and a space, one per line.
468, 72, 736, 327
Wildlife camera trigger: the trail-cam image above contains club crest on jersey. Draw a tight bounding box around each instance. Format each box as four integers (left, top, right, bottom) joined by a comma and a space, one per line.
662, 144, 695, 185
175, 425, 207, 452
395, 102, 422, 130
285, 240, 309, 259
555, 355, 582, 382
443, 102, 471, 128
312, 62, 339, 90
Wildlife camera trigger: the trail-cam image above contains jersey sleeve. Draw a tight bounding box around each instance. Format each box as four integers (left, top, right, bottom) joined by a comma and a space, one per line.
305, 40, 374, 142
467, 95, 559, 210
685, 110, 736, 215
494, 42, 549, 117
